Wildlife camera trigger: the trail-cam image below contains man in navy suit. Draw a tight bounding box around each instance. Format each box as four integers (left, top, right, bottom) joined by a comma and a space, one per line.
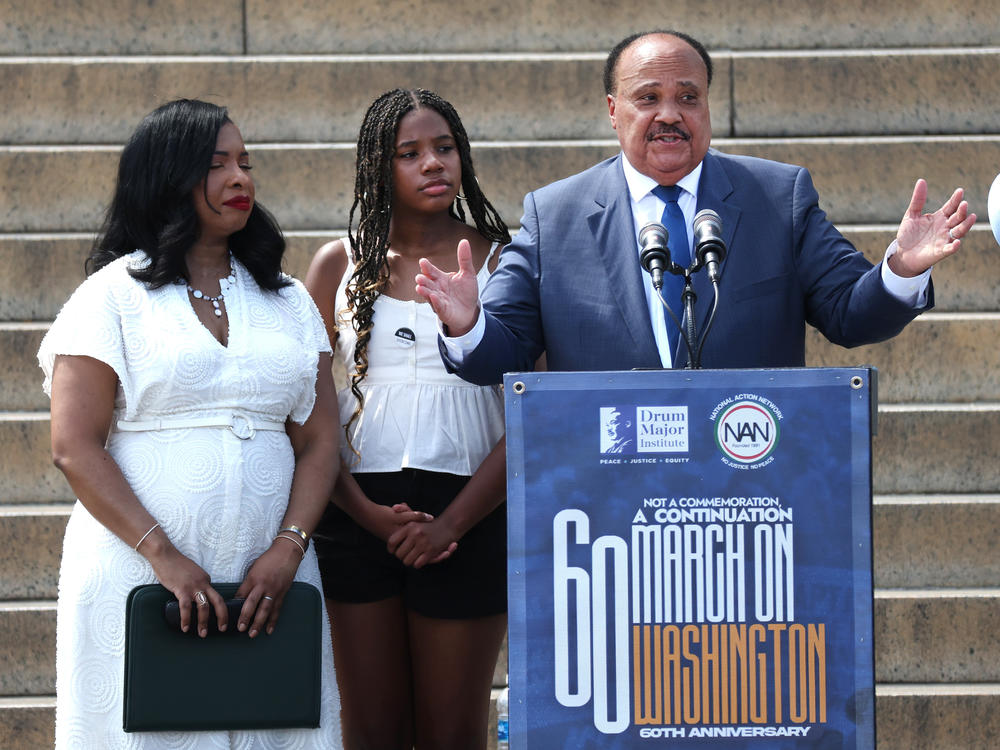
416, 30, 975, 379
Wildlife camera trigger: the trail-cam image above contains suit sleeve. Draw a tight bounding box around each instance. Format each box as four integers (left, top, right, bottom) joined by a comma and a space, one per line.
791, 167, 931, 347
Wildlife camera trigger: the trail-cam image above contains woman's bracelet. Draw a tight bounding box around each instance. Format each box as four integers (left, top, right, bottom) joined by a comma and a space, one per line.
278, 525, 309, 545
134, 522, 160, 551
274, 532, 306, 559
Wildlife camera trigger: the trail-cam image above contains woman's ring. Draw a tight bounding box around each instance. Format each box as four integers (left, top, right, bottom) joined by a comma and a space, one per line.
263, 595, 274, 601
948, 228, 956, 241
194, 590, 208, 607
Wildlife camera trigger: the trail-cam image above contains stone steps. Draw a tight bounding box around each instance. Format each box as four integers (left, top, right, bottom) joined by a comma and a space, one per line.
805, 313, 1000, 403
0, 683, 1000, 750
0, 504, 71, 600
0, 0, 244, 55
873, 495, 1000, 588
3, 0, 993, 55
242, 1, 1000, 54
3, 227, 997, 321
6, 313, 1000, 410
875, 684, 1000, 750
4, 407, 999, 503
0, 601, 56, 696
875, 589, 1000, 683
2, 590, 996, 693
0, 696, 55, 750
4, 137, 1000, 232
2, 687, 996, 750
874, 404, 1000, 494
4, 49, 999, 144
3, 495, 995, 602
3, 407, 997, 502
0, 324, 47, 412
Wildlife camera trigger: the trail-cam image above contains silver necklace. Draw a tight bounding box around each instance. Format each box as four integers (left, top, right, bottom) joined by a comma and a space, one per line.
186, 260, 236, 318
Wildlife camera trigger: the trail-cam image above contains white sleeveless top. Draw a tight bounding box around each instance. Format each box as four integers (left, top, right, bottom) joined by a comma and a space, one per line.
333, 240, 504, 475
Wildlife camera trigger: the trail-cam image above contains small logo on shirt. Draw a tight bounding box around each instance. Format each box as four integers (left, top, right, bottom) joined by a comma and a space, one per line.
394, 327, 416, 348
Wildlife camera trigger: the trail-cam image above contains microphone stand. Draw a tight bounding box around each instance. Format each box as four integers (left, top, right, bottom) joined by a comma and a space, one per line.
654, 260, 700, 370
679, 271, 699, 369
665, 264, 721, 370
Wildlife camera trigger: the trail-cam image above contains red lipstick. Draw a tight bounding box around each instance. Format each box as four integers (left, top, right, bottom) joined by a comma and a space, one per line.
223, 196, 252, 210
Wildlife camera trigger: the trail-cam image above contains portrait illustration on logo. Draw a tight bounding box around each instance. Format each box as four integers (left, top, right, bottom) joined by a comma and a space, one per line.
600, 406, 635, 454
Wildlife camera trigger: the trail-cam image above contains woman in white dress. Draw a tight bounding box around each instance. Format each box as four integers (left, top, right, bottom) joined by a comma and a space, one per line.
305, 89, 511, 750
39, 99, 345, 749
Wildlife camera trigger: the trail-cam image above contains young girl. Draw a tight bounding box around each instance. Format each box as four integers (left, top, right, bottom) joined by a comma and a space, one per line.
305, 89, 511, 750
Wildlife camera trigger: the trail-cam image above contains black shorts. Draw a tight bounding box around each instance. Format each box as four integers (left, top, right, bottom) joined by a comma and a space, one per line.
313, 468, 507, 619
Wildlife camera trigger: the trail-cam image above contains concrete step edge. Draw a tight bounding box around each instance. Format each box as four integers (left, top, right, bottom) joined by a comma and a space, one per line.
0, 322, 49, 331
4, 690, 997, 711
879, 402, 1000, 411
0, 503, 72, 516
0, 695, 55, 707
876, 588, 1000, 598
730, 46, 1000, 59
0, 412, 48, 421
875, 493, 1000, 504
3, 590, 996, 609
2, 688, 997, 701
1, 52, 611, 64
5, 47, 1000, 64
5, 135, 1000, 151
876, 683, 1000, 695
0, 601, 56, 611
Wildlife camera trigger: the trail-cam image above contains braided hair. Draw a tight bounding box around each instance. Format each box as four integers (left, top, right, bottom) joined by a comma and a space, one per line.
343, 88, 510, 453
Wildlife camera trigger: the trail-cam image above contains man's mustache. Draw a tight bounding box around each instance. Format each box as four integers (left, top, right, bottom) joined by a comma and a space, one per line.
647, 124, 691, 141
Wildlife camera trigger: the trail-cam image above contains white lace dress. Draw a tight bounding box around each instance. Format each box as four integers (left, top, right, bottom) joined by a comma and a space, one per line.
38, 252, 343, 749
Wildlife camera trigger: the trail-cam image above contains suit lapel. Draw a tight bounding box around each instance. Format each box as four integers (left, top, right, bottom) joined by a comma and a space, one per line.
587, 157, 659, 359
684, 150, 742, 363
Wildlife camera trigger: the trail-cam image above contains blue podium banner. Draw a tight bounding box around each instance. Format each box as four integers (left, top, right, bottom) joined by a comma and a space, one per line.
504, 368, 874, 749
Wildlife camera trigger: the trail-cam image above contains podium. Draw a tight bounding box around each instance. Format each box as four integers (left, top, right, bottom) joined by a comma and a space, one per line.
504, 368, 875, 749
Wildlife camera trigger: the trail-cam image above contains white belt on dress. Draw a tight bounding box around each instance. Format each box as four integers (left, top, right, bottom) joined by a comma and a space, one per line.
114, 413, 285, 440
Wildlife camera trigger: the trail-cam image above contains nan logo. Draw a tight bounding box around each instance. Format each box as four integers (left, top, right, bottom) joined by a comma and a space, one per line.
600, 406, 689, 454
713, 397, 781, 468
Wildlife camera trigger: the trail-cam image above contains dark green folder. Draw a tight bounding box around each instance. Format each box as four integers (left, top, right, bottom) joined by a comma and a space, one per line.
123, 581, 322, 732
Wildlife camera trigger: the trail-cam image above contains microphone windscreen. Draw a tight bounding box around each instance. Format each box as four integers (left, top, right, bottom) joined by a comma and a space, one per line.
988, 173, 1000, 246
693, 208, 722, 233
639, 222, 668, 250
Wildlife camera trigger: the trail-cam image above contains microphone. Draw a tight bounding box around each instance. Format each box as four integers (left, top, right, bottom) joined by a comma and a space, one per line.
692, 209, 726, 283
638, 222, 670, 290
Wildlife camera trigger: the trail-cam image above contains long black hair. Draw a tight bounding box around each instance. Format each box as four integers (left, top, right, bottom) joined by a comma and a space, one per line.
87, 98, 289, 290
344, 88, 510, 446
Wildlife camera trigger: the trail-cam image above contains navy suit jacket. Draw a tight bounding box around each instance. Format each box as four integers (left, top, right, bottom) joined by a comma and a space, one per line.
448, 150, 930, 384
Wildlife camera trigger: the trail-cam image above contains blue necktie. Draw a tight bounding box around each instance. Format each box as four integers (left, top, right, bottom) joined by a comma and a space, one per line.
651, 184, 690, 359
